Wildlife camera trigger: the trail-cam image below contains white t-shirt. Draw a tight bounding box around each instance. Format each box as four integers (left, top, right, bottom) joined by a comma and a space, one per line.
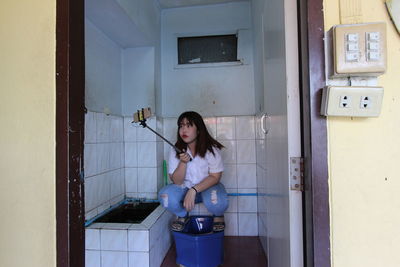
168, 146, 224, 188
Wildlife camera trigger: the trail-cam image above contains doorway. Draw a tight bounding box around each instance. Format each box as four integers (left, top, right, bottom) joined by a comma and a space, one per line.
56, 0, 330, 266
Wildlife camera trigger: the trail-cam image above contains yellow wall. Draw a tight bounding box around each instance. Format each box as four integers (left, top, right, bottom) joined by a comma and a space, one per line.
324, 0, 400, 266
0, 1, 56, 266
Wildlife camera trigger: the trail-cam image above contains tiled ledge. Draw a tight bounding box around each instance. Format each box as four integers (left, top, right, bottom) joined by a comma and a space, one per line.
86, 204, 173, 267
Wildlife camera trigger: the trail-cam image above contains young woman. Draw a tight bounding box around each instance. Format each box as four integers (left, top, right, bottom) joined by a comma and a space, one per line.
158, 111, 229, 232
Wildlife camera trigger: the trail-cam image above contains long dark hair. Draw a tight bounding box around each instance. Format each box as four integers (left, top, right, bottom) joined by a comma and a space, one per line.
175, 111, 224, 158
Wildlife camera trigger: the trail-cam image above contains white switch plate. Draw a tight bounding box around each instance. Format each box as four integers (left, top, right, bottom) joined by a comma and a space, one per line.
321, 86, 384, 117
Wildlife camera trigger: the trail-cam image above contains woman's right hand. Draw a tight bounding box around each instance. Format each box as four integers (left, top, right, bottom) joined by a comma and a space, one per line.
179, 151, 191, 163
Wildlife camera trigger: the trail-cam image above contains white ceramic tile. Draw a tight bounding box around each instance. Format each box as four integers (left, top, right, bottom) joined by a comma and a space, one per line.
103, 223, 132, 230
97, 173, 110, 205
238, 213, 258, 236
164, 144, 173, 162
257, 166, 267, 191
86, 229, 100, 250
128, 230, 149, 252
155, 116, 164, 143
84, 144, 97, 177
102, 251, 128, 267
97, 201, 111, 215
237, 140, 256, 163
138, 168, 157, 193
163, 118, 178, 143
203, 117, 217, 138
111, 194, 125, 206
137, 142, 157, 167
124, 117, 137, 142
137, 117, 156, 141
156, 142, 164, 167
256, 139, 266, 168
125, 168, 138, 193
149, 243, 162, 267
101, 229, 128, 251
238, 189, 257, 212
125, 143, 138, 167
97, 143, 110, 173
96, 112, 110, 143
126, 192, 139, 199
110, 143, 122, 169
145, 216, 164, 250
85, 250, 100, 267
110, 169, 124, 199
224, 212, 238, 236
85, 208, 98, 221
219, 140, 236, 164
137, 192, 158, 200
237, 164, 257, 188
129, 252, 149, 267
255, 114, 265, 140
235, 116, 255, 140
111, 116, 124, 142
157, 166, 164, 191
220, 164, 237, 189
85, 177, 98, 212
226, 188, 238, 213
85, 111, 97, 144
216, 117, 236, 140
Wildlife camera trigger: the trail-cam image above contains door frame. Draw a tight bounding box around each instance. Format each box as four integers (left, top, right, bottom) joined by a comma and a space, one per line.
298, 0, 331, 266
56, 0, 85, 266
55, 0, 330, 266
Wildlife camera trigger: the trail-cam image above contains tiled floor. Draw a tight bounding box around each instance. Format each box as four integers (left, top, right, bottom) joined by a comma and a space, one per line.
161, 236, 268, 267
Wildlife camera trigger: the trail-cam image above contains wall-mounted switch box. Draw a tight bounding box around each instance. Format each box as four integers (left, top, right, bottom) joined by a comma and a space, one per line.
321, 86, 384, 117
326, 22, 387, 77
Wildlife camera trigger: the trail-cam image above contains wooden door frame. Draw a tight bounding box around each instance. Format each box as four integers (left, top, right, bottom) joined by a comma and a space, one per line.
54, 0, 330, 266
298, 0, 331, 266
56, 0, 85, 266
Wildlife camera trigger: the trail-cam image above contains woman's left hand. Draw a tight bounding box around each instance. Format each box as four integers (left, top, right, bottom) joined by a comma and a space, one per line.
183, 188, 196, 212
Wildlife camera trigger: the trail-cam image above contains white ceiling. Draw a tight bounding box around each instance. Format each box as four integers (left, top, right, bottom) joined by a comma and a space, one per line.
157, 0, 248, 9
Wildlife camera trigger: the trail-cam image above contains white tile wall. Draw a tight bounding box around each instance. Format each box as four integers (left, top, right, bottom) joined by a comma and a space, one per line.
85, 250, 100, 267
125, 168, 138, 193
235, 116, 255, 140
238, 212, 258, 236
123, 116, 162, 201
86, 229, 100, 250
237, 140, 256, 163
101, 229, 128, 251
128, 230, 149, 252
102, 251, 128, 267
163, 115, 259, 236
85, 111, 125, 220
217, 117, 236, 140
255, 114, 268, 241
85, 113, 260, 239
129, 252, 149, 267
237, 164, 257, 188
85, 207, 173, 267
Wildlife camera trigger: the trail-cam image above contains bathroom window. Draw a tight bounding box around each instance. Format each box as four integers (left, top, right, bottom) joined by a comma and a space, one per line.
177, 34, 239, 65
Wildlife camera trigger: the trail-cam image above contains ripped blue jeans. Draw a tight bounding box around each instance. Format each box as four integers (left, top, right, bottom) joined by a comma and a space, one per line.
158, 183, 229, 217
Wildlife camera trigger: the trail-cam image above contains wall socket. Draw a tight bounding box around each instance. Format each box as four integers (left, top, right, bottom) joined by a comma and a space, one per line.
321, 86, 384, 117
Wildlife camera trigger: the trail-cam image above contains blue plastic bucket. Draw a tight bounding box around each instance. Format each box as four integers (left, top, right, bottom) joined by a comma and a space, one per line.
173, 216, 224, 267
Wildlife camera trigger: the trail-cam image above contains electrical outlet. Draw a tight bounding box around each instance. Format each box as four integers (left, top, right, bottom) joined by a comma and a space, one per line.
339, 95, 352, 108
321, 86, 384, 117
360, 96, 371, 109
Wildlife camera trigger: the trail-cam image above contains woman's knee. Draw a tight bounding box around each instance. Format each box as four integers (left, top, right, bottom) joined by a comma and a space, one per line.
158, 184, 184, 209
202, 184, 229, 213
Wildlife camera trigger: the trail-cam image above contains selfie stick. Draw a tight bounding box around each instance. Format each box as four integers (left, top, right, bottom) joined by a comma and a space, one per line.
133, 108, 191, 161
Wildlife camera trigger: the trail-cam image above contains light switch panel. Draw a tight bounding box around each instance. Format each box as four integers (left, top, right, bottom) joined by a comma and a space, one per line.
328, 22, 387, 77
321, 86, 384, 117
